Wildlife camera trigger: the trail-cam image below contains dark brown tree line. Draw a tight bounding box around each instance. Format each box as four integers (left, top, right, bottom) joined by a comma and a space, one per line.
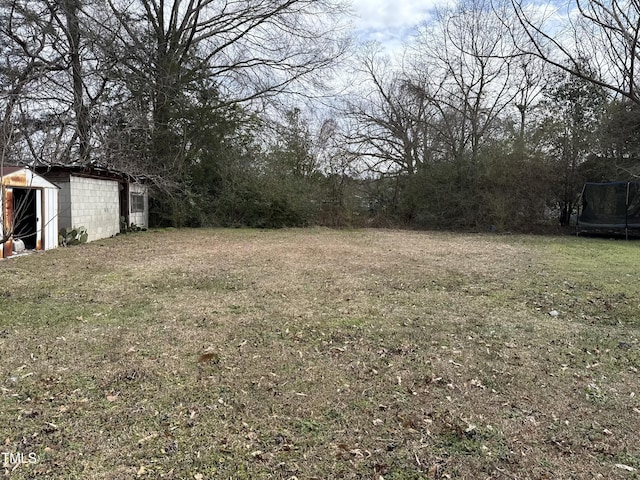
340, 0, 640, 231
2, 0, 640, 232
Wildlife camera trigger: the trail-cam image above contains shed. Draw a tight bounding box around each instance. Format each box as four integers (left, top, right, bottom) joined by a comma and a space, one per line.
1, 167, 59, 259
38, 165, 148, 242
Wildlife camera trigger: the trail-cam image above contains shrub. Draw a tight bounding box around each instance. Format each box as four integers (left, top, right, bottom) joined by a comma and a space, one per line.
58, 226, 88, 246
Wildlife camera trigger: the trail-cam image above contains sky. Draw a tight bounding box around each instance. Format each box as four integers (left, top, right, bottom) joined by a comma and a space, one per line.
350, 0, 450, 50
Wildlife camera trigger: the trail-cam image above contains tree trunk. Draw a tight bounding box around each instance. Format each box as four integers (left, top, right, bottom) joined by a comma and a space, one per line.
62, 0, 90, 163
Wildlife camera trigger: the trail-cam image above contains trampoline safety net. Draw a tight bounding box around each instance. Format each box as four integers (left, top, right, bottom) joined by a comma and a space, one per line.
578, 181, 640, 230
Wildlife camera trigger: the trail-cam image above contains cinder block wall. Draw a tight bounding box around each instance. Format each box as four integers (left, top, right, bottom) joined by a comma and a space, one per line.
70, 176, 120, 241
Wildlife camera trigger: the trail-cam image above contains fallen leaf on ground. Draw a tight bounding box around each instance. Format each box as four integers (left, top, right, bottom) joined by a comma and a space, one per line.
198, 352, 220, 363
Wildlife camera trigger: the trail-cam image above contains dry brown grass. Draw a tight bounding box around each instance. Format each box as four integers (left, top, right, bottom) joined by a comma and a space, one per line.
0, 228, 639, 479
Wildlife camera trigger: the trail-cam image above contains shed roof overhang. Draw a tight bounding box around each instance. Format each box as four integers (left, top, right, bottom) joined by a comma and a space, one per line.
1, 167, 60, 189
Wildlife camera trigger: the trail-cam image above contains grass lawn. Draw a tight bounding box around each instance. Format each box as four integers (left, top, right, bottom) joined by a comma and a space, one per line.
0, 228, 639, 479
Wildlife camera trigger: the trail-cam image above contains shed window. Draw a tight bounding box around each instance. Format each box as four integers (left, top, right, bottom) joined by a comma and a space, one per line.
131, 193, 145, 213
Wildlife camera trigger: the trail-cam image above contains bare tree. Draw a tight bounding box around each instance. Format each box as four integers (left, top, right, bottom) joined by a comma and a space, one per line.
409, 0, 521, 183
509, 0, 640, 104
345, 45, 436, 176
512, 56, 546, 155
2, 0, 350, 175
99, 0, 351, 180
1, 0, 59, 249
343, 1, 522, 192
1, 0, 60, 162
1, 0, 119, 167
340, 0, 561, 228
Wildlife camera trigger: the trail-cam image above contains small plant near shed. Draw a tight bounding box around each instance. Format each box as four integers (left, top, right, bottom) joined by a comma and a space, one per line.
58, 226, 88, 246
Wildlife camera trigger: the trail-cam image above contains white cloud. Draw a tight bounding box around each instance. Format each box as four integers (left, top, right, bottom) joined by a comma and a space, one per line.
351, 0, 450, 46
